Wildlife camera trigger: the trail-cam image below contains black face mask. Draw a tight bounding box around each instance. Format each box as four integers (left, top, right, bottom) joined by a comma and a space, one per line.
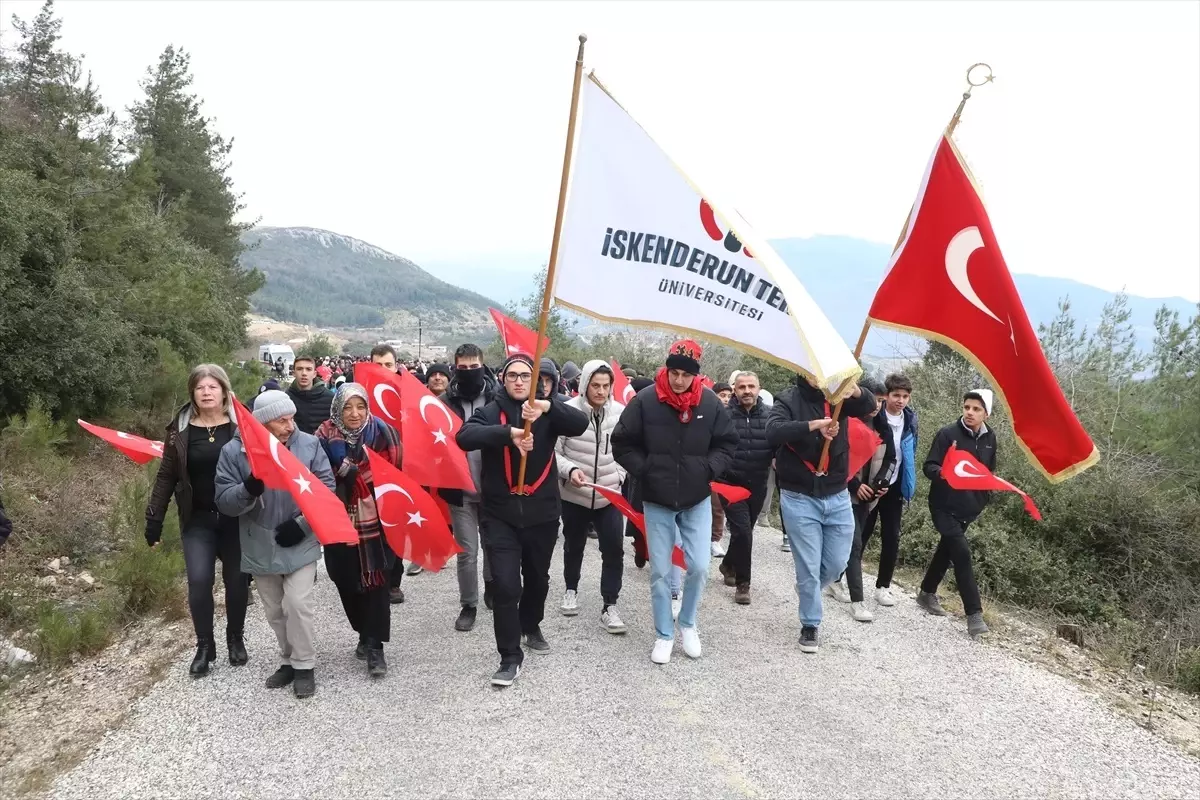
457, 367, 485, 398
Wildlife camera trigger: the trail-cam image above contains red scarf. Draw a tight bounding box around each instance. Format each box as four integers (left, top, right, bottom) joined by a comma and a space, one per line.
654, 366, 704, 422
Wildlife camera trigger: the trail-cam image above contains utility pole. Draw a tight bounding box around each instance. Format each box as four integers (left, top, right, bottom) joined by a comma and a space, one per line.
417, 317, 422, 361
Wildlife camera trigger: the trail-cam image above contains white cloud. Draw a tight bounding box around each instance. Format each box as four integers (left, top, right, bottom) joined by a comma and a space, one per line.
4, 0, 1197, 300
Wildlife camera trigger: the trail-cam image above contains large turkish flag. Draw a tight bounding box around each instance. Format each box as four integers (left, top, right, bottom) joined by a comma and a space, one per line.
868, 134, 1098, 482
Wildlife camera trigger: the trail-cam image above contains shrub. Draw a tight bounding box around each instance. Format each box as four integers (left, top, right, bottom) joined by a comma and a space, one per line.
33, 603, 115, 665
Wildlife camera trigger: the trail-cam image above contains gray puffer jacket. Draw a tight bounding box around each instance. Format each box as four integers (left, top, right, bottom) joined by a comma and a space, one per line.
556, 360, 627, 509
214, 429, 335, 576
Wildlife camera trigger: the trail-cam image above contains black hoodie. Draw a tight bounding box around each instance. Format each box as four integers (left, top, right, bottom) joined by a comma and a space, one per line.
767, 377, 877, 497
287, 381, 335, 435
437, 366, 500, 507
456, 387, 589, 527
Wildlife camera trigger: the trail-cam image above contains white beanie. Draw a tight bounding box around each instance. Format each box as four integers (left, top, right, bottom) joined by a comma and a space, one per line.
252, 389, 297, 424
965, 388, 994, 415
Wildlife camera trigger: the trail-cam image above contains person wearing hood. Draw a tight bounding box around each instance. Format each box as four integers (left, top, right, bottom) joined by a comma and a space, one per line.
611, 340, 739, 665
555, 360, 628, 633
767, 372, 875, 655
287, 356, 335, 435
456, 352, 589, 687
538, 358, 562, 400
560, 361, 582, 396
215, 389, 334, 699
316, 383, 403, 678
438, 343, 500, 631
146, 364, 249, 678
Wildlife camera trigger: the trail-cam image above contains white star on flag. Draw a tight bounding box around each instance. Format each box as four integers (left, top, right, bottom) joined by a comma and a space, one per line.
407, 511, 426, 527
293, 474, 312, 494
431, 429, 448, 445
151, 441, 163, 452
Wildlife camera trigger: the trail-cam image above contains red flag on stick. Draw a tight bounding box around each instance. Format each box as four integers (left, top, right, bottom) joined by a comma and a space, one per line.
230, 399, 357, 546
77, 420, 164, 464
489, 308, 549, 358
583, 483, 687, 568
942, 442, 1042, 521
366, 449, 463, 572
354, 362, 406, 432
867, 134, 1098, 482
394, 366, 476, 492
610, 360, 636, 406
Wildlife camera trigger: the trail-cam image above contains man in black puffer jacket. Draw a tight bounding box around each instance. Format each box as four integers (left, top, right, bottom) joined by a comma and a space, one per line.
456, 353, 588, 688
612, 340, 738, 666
716, 371, 774, 605
768, 372, 875, 655
286, 356, 335, 435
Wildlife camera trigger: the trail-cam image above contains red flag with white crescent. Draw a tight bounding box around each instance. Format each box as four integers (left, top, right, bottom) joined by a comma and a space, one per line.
231, 400, 357, 545
867, 134, 1097, 482
366, 448, 463, 572
941, 442, 1042, 521
395, 367, 475, 492
77, 419, 164, 464
583, 483, 686, 568
610, 360, 636, 406
354, 362, 406, 433
489, 307, 549, 358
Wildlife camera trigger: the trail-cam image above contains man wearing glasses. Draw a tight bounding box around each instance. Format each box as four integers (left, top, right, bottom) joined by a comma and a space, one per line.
457, 352, 589, 687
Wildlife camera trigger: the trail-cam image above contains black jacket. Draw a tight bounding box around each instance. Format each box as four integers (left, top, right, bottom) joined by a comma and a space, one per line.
847, 409, 897, 497
437, 368, 500, 507
287, 382, 335, 435
721, 396, 773, 490
456, 389, 589, 528
611, 384, 739, 511
0, 493, 11, 546
924, 418, 998, 522
767, 378, 877, 497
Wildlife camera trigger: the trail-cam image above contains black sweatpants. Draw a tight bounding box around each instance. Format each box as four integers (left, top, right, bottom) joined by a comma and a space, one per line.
562, 502, 624, 605
862, 482, 903, 589
920, 508, 982, 615
719, 480, 768, 585
845, 502, 871, 603
483, 515, 559, 667
181, 513, 248, 643
325, 544, 392, 644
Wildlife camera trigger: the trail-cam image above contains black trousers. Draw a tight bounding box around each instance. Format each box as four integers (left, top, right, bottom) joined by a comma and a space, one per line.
719, 480, 768, 585
845, 503, 871, 602
181, 513, 248, 643
389, 558, 405, 589
862, 482, 904, 589
920, 508, 982, 615
325, 544, 392, 643
562, 502, 624, 605
483, 515, 559, 667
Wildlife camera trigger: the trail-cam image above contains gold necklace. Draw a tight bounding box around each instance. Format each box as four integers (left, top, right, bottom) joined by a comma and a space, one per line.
206, 425, 216, 443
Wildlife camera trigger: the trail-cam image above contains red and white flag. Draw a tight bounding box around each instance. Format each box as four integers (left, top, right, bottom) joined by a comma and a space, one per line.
354, 362, 406, 432
489, 307, 549, 358
867, 134, 1098, 482
366, 449, 463, 572
710, 482, 751, 504
231, 400, 357, 545
942, 442, 1042, 521
583, 483, 686, 568
77, 420, 164, 464
610, 360, 636, 405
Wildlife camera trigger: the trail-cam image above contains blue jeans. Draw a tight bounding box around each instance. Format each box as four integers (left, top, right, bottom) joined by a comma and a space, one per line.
780, 488, 855, 628
644, 499, 711, 639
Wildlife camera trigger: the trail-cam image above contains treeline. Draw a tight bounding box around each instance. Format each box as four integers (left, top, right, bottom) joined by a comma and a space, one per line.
0, 0, 261, 423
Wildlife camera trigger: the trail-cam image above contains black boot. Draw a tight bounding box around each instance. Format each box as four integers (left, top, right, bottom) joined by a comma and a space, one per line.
227, 632, 249, 666
355, 634, 368, 660
366, 641, 387, 678
455, 605, 477, 632
189, 639, 216, 678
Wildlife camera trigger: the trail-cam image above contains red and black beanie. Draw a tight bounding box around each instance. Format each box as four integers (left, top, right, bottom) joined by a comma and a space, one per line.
665, 339, 703, 375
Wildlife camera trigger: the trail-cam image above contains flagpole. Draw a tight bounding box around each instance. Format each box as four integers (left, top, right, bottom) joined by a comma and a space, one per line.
813, 62, 994, 474
517, 33, 588, 491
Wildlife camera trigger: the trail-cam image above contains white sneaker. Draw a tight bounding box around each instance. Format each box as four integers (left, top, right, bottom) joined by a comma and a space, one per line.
711, 540, 726, 558
851, 601, 875, 622
560, 589, 579, 616
651, 638, 673, 664
680, 626, 702, 659
825, 577, 851, 604
405, 562, 423, 576
875, 587, 896, 607
600, 606, 627, 634
671, 595, 682, 620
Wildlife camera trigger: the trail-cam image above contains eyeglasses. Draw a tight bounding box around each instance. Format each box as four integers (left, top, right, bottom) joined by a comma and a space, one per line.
505, 372, 533, 383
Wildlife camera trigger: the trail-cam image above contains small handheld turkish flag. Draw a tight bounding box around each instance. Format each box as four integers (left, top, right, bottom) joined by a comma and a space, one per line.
366, 448, 463, 572
354, 362, 406, 432
393, 368, 476, 492
710, 482, 751, 504
77, 420, 164, 464
231, 399, 358, 545
583, 483, 686, 569
942, 442, 1042, 521
610, 360, 636, 406
489, 308, 549, 358
846, 418, 883, 483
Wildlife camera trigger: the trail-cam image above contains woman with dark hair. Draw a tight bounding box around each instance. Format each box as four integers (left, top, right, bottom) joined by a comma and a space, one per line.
145, 363, 249, 677
316, 383, 403, 679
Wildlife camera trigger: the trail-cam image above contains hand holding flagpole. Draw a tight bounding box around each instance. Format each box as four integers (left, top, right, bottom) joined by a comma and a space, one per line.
814, 63, 994, 474
517, 33, 588, 492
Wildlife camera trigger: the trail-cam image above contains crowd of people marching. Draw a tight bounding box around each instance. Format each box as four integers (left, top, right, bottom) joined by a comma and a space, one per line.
141, 338, 1000, 695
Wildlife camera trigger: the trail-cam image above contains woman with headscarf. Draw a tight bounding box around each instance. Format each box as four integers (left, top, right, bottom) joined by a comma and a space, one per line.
316, 383, 403, 679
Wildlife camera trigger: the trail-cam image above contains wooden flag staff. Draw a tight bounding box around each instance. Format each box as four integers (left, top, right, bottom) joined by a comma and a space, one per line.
517, 34, 588, 491
812, 63, 994, 475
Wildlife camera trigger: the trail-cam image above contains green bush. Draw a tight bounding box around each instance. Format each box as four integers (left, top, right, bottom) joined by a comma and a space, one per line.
1177, 649, 1200, 694
34, 603, 115, 665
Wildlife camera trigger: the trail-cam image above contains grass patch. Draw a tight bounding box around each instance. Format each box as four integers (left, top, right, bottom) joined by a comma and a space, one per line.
33, 603, 115, 665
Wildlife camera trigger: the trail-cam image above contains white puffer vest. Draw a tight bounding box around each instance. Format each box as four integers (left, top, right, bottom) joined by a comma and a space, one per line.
556, 361, 626, 509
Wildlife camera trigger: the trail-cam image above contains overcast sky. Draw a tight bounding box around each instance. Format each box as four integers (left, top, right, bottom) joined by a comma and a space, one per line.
3, 0, 1197, 301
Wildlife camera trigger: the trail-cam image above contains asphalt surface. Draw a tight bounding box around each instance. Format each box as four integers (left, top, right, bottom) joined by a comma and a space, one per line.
51, 525, 1200, 799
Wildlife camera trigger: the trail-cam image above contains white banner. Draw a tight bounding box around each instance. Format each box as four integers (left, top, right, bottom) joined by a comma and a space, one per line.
554, 75, 861, 392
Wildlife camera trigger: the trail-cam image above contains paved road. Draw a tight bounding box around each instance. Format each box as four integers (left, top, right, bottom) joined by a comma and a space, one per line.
51, 526, 1200, 799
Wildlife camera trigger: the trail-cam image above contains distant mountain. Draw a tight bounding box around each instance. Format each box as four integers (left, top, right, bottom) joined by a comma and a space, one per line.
241, 227, 503, 336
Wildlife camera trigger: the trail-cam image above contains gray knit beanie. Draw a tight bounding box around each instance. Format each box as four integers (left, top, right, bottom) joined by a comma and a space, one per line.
252, 389, 297, 424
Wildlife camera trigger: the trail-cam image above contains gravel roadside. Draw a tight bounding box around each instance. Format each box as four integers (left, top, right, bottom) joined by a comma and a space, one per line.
50, 525, 1200, 799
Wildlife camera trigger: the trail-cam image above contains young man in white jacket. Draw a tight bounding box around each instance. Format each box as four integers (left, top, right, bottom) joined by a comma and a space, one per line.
555, 361, 628, 633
